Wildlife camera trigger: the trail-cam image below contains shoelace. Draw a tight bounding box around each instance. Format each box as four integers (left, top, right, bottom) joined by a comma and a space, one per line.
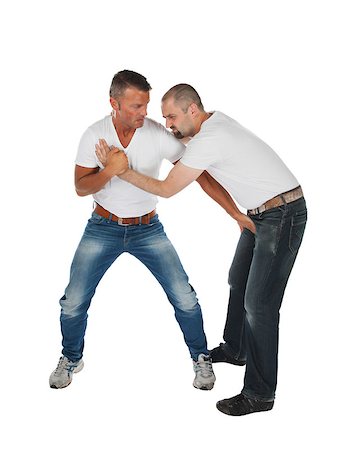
53, 357, 76, 375
195, 359, 213, 377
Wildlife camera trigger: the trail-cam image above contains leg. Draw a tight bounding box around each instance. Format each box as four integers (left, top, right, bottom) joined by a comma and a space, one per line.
217, 198, 307, 414
211, 228, 255, 364
242, 199, 307, 401
60, 214, 123, 361
225, 228, 255, 359
127, 217, 208, 361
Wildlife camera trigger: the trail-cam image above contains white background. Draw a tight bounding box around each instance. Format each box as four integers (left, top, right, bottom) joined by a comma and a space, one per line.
1, 0, 336, 448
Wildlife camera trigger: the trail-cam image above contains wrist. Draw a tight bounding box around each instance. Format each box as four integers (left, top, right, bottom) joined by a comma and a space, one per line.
232, 211, 244, 221
102, 164, 118, 178
118, 168, 132, 180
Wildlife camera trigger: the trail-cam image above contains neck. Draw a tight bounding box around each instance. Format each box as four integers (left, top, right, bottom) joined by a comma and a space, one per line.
112, 116, 135, 137
195, 111, 211, 133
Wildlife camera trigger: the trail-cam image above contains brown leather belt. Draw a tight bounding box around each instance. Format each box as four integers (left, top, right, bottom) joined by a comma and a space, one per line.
248, 186, 303, 216
94, 204, 156, 225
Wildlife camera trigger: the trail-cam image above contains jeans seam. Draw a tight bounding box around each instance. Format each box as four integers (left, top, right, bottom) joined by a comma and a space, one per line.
253, 207, 286, 395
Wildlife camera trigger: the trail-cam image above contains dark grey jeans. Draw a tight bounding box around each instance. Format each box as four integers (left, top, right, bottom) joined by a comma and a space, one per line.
222, 197, 307, 401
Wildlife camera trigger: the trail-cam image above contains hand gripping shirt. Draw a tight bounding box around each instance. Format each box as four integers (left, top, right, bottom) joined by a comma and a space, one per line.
75, 115, 185, 217
180, 111, 299, 210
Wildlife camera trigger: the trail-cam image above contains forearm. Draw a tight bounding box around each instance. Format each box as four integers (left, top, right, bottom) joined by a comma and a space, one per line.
120, 169, 170, 197
120, 161, 203, 198
196, 171, 241, 219
75, 166, 118, 196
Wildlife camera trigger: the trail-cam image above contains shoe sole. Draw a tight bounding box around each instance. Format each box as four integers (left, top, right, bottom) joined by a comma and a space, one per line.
193, 382, 215, 390
50, 360, 84, 389
216, 401, 273, 416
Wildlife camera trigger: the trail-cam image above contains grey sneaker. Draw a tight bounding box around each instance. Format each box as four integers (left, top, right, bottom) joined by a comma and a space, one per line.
193, 354, 216, 390
49, 356, 84, 389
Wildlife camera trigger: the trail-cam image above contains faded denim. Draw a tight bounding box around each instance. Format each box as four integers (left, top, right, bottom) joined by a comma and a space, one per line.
59, 213, 208, 362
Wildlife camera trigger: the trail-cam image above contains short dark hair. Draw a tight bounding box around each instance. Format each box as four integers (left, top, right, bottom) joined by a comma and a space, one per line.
109, 70, 152, 98
162, 84, 204, 112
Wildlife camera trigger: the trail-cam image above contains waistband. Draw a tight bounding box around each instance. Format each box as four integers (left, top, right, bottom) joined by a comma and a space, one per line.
248, 186, 303, 216
94, 204, 156, 226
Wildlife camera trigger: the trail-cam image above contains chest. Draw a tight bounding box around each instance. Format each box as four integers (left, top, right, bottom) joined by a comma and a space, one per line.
117, 130, 135, 149
104, 133, 160, 175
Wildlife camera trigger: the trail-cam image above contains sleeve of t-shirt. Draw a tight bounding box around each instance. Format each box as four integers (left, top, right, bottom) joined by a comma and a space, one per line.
158, 125, 186, 163
75, 127, 99, 168
180, 137, 218, 170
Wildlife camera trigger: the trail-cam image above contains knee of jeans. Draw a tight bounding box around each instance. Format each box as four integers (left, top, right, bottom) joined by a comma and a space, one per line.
60, 294, 88, 318
168, 283, 200, 311
228, 267, 244, 292
228, 269, 235, 289
245, 309, 256, 331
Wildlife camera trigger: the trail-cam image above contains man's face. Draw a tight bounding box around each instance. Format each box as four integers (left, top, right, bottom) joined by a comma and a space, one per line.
162, 98, 195, 139
110, 87, 150, 129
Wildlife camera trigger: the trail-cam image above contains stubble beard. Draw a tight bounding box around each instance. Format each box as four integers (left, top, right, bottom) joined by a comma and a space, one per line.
171, 128, 185, 139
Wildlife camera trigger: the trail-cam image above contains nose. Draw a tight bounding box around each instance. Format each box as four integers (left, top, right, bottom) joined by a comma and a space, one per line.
166, 118, 172, 128
141, 105, 147, 117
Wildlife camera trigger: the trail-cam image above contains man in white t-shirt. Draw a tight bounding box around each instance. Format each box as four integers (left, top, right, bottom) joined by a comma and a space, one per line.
49, 72, 253, 391
102, 83, 307, 415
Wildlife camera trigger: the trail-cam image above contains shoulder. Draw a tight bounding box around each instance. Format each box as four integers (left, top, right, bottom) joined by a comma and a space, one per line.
141, 117, 181, 145
192, 111, 233, 144
86, 115, 110, 135
208, 111, 248, 134
203, 111, 230, 131
142, 117, 168, 135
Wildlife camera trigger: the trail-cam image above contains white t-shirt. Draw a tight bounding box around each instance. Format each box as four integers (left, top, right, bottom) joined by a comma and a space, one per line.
76, 115, 185, 217
180, 111, 299, 209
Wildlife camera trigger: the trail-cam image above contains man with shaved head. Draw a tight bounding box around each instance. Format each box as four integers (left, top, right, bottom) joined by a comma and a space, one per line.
98, 83, 307, 415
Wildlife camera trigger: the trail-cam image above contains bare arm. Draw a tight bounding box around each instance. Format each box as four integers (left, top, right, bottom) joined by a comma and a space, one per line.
95, 140, 255, 232
120, 161, 203, 198
75, 165, 116, 196
75, 144, 128, 196
95, 140, 201, 196
196, 171, 256, 233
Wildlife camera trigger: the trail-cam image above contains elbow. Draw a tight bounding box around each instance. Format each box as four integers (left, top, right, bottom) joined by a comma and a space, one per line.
75, 186, 89, 197
196, 173, 209, 191
75, 181, 96, 197
159, 180, 184, 198
161, 187, 175, 198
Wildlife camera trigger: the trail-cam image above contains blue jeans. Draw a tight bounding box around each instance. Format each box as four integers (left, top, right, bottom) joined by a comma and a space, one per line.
222, 197, 307, 401
59, 213, 208, 362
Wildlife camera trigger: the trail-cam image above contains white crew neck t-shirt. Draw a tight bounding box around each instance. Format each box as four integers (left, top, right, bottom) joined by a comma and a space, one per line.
180, 111, 299, 210
76, 115, 185, 217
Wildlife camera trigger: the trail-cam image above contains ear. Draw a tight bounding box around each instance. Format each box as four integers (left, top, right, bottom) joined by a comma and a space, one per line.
189, 103, 199, 116
110, 97, 119, 112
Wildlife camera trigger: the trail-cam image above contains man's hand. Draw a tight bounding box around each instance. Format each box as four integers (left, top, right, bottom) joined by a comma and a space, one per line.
95, 138, 116, 166
236, 212, 256, 234
95, 139, 129, 175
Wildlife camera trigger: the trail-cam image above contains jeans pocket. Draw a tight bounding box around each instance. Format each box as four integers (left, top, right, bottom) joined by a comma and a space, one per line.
88, 212, 106, 225
289, 209, 307, 254
146, 214, 159, 227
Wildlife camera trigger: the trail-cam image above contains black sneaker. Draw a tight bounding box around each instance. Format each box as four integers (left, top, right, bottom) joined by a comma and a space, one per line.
216, 394, 274, 416
210, 343, 246, 365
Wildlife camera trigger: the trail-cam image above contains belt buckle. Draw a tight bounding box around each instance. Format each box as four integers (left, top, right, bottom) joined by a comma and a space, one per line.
118, 218, 130, 226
